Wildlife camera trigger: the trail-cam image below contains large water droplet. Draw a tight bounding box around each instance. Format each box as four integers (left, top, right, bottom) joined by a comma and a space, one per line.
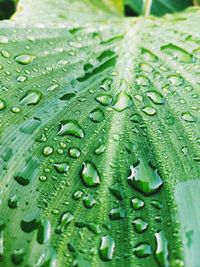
58, 120, 84, 138
155, 231, 169, 267
112, 91, 132, 112
161, 44, 193, 63
15, 54, 36, 65
37, 218, 51, 244
81, 161, 100, 187
99, 235, 115, 261
128, 160, 163, 196
20, 90, 42, 105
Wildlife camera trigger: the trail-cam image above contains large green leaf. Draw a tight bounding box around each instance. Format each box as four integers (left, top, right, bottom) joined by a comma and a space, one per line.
0, 1, 200, 267
125, 0, 193, 16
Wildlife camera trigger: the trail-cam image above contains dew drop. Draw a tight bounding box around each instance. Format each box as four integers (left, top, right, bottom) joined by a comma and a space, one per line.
96, 94, 113, 106
21, 212, 40, 233
136, 75, 149, 86
127, 160, 163, 196
146, 91, 165, 105
109, 207, 126, 220
109, 183, 124, 200
100, 78, 112, 91
133, 242, 152, 258
0, 99, 6, 111
15, 54, 36, 65
54, 162, 69, 173
99, 235, 115, 261
37, 218, 51, 244
11, 248, 25, 265
132, 218, 148, 233
1, 49, 10, 58
58, 120, 84, 138
131, 197, 145, 210
112, 91, 132, 112
83, 193, 96, 208
81, 161, 100, 187
43, 146, 54, 156
142, 106, 157, 116
161, 44, 193, 63
69, 147, 81, 158
168, 74, 183, 86
155, 231, 169, 267
55, 211, 74, 234
94, 144, 106, 155
89, 107, 105, 123
181, 112, 195, 122
20, 90, 42, 105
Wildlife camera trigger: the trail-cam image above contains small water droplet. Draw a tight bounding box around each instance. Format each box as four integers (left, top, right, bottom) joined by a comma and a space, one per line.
95, 144, 106, 155
109, 207, 126, 220
168, 74, 183, 86
112, 91, 132, 112
73, 189, 83, 200
8, 194, 18, 209
81, 161, 101, 187
100, 78, 112, 91
151, 200, 162, 209
58, 120, 84, 138
1, 49, 10, 58
99, 235, 115, 261
96, 94, 113, 106
133, 242, 152, 258
55, 211, 74, 234
132, 218, 148, 233
54, 162, 69, 173
146, 91, 165, 105
17, 75, 27, 83
83, 193, 96, 208
11, 106, 21, 113
181, 112, 195, 122
0, 99, 6, 111
15, 54, 36, 65
89, 107, 105, 123
43, 146, 54, 156
142, 106, 157, 116
161, 44, 193, 63
131, 197, 145, 210
37, 218, 51, 244
136, 75, 149, 86
69, 147, 81, 158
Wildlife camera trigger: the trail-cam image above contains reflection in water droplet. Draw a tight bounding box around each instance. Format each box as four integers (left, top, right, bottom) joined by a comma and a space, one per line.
99, 235, 115, 261
58, 120, 84, 138
81, 161, 101, 187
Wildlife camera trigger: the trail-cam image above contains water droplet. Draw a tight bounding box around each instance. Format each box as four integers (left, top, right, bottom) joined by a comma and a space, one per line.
73, 189, 83, 200
21, 212, 40, 233
109, 183, 124, 200
81, 161, 101, 187
109, 207, 126, 220
0, 99, 6, 111
155, 231, 169, 267
83, 193, 96, 208
130, 113, 142, 123
37, 218, 51, 244
75, 221, 101, 235
59, 93, 76, 101
99, 235, 115, 261
100, 78, 112, 91
141, 48, 157, 62
1, 49, 10, 58
128, 160, 163, 196
131, 197, 145, 210
11, 248, 25, 265
146, 91, 165, 105
94, 144, 106, 155
58, 120, 84, 138
168, 74, 183, 86
161, 44, 193, 63
142, 106, 157, 116
54, 162, 69, 173
96, 94, 113, 106
181, 112, 195, 122
15, 54, 36, 65
20, 90, 42, 105
112, 91, 132, 112
11, 106, 21, 113
151, 200, 162, 209
55, 211, 74, 234
69, 147, 81, 158
43, 146, 54, 156
0, 35, 8, 44
133, 242, 152, 258
8, 194, 18, 209
136, 75, 149, 86
89, 107, 105, 123
132, 218, 148, 233
17, 75, 27, 83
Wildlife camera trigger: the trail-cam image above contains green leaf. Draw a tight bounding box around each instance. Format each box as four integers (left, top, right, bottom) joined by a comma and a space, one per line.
125, 0, 193, 16
0, 1, 200, 267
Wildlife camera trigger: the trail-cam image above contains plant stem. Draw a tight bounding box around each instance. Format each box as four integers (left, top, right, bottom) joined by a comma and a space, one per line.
143, 0, 153, 16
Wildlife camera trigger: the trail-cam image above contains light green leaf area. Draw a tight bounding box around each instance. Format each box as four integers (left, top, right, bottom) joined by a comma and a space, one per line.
0, 1, 200, 267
